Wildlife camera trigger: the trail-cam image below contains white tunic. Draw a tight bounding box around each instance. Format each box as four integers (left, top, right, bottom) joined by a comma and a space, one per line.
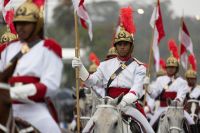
0, 40, 63, 133
149, 75, 189, 102
190, 85, 200, 99
148, 75, 194, 125
85, 57, 146, 98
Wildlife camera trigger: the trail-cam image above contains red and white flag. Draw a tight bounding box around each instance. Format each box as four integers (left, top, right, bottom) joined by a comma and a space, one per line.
72, 0, 93, 40
150, 0, 165, 72
179, 20, 194, 70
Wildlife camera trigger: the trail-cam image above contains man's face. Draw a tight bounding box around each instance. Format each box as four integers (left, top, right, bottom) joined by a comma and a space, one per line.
186, 78, 197, 87
115, 41, 132, 57
15, 22, 36, 41
166, 66, 177, 77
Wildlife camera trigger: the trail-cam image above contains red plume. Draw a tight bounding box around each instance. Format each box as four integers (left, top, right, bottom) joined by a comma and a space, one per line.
32, 0, 45, 8
89, 52, 100, 66
159, 58, 166, 70
5, 9, 16, 34
168, 39, 179, 60
120, 6, 136, 34
188, 54, 197, 71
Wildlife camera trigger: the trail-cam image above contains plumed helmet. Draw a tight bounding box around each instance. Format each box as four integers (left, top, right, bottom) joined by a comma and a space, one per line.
156, 59, 166, 77
1, 31, 17, 43
89, 62, 98, 73
166, 39, 179, 67
13, 0, 44, 36
89, 52, 100, 73
185, 54, 197, 78
114, 7, 136, 46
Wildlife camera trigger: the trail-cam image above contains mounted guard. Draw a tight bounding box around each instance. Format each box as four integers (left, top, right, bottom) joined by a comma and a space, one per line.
0, 0, 63, 132
72, 6, 154, 133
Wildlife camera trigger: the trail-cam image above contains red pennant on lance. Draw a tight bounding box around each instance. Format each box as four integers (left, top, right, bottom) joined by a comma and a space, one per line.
179, 19, 194, 70
72, 0, 93, 40
156, 1, 165, 43
150, 0, 165, 72
3, 0, 10, 7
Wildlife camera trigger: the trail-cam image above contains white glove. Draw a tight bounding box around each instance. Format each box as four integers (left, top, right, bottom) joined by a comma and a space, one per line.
119, 92, 138, 108
10, 84, 36, 103
143, 76, 150, 85
72, 57, 89, 81
144, 106, 150, 113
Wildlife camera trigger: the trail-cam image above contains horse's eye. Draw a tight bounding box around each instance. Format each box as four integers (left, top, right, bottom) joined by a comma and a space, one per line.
114, 121, 118, 127
167, 117, 170, 122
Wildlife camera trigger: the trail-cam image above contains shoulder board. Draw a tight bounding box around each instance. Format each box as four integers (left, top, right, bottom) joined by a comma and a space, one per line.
133, 57, 145, 66
44, 38, 62, 58
0, 39, 18, 53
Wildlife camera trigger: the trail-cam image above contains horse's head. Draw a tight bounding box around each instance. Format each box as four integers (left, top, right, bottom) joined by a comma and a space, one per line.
159, 99, 184, 133
185, 99, 199, 123
84, 94, 124, 133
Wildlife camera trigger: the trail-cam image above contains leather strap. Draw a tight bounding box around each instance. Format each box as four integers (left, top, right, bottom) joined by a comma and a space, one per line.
9, 39, 41, 66
106, 58, 134, 90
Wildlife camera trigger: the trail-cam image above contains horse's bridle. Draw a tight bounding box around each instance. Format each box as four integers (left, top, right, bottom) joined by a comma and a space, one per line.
0, 110, 15, 133
96, 104, 126, 133
167, 106, 184, 133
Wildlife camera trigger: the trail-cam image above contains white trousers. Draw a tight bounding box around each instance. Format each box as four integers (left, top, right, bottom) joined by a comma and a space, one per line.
150, 107, 195, 126
13, 103, 61, 133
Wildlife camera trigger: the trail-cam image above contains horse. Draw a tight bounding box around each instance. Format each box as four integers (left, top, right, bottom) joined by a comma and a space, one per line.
82, 94, 146, 133
184, 99, 199, 124
157, 100, 188, 133
0, 60, 39, 133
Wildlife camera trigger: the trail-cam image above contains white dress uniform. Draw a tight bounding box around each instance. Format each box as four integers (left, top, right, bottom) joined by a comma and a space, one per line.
0, 40, 63, 133
84, 57, 154, 133
148, 75, 194, 125
190, 85, 200, 100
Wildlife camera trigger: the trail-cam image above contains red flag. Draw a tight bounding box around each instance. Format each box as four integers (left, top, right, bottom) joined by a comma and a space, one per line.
179, 20, 194, 69
3, 0, 10, 7
150, 0, 165, 72
72, 0, 93, 40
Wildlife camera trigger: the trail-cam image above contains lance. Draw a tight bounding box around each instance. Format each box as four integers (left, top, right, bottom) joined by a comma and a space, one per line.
74, 11, 81, 132
143, 0, 159, 105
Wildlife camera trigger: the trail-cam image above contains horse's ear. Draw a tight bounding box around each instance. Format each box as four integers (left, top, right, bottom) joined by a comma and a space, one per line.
115, 93, 124, 105
167, 98, 172, 106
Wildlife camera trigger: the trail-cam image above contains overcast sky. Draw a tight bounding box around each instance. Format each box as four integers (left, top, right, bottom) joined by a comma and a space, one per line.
85, 0, 200, 17
1, 0, 200, 20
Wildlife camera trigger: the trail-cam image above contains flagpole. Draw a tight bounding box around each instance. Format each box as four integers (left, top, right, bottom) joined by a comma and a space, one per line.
178, 11, 184, 72
143, 0, 159, 104
74, 11, 81, 133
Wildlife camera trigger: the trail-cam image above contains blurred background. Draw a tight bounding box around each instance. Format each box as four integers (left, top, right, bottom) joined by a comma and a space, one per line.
1, 0, 200, 88
1, 0, 200, 130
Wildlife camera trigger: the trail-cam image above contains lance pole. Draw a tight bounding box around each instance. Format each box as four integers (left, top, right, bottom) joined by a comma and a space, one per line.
74, 11, 81, 133
143, 0, 159, 105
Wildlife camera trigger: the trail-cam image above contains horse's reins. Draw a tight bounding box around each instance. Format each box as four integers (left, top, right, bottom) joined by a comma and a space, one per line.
0, 110, 15, 133
96, 104, 126, 133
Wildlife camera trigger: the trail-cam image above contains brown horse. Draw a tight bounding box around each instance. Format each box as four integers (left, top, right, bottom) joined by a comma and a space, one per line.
0, 60, 39, 133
